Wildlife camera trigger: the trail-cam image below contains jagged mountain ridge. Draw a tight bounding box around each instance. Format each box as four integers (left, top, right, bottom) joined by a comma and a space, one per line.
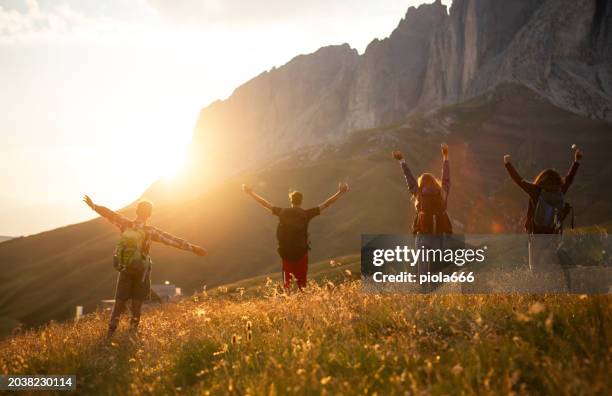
2, 1, 612, 334
2, 83, 611, 332
187, 0, 611, 186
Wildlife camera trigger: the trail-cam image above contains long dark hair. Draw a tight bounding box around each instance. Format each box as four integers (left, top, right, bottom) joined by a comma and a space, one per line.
414, 173, 444, 210
533, 168, 563, 190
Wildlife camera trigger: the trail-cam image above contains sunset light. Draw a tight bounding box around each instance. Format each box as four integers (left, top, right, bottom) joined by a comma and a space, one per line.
0, 0, 423, 236
1, 0, 610, 394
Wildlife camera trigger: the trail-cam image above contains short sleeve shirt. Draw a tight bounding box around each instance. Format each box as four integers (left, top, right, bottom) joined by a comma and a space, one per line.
271, 206, 321, 260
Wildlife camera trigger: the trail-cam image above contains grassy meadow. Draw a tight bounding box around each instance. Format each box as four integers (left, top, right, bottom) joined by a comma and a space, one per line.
0, 257, 610, 395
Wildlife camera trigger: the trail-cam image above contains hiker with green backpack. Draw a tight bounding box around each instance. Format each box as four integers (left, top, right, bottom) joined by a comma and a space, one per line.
503, 147, 582, 276
242, 183, 349, 291
83, 195, 207, 336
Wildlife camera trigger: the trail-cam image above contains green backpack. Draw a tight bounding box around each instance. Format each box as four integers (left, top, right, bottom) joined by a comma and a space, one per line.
113, 227, 148, 274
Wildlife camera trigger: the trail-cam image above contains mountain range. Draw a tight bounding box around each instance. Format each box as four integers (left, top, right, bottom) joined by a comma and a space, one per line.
167, 0, 610, 194
1, 0, 611, 335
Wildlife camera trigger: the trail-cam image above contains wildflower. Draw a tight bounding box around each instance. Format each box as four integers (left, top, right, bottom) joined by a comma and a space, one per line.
320, 376, 332, 385
528, 302, 545, 315
515, 312, 530, 322
545, 312, 554, 333
213, 344, 228, 356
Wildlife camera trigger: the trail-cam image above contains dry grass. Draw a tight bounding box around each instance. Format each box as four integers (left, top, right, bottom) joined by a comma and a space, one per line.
1, 279, 610, 395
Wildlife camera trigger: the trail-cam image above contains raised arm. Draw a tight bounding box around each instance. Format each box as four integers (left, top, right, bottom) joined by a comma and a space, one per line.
83, 194, 130, 229
319, 183, 349, 212
242, 184, 275, 212
392, 151, 418, 195
562, 148, 582, 193
150, 228, 207, 256
441, 143, 450, 197
503, 155, 539, 196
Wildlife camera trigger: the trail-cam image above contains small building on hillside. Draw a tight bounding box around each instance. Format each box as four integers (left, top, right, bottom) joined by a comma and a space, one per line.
151, 281, 182, 302
99, 281, 182, 308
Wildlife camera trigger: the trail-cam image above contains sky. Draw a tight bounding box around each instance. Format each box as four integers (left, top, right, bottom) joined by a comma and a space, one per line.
0, 0, 450, 236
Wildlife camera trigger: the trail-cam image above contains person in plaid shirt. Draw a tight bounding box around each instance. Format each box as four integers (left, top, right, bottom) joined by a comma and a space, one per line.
83, 195, 206, 336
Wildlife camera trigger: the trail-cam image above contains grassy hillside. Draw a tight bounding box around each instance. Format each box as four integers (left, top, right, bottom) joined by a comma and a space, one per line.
1, 83, 612, 332
1, 275, 610, 395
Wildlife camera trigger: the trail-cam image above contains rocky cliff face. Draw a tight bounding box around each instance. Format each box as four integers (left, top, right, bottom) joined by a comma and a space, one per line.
185, 0, 610, 184
418, 0, 543, 109
190, 44, 359, 176
345, 1, 447, 131
452, 0, 612, 120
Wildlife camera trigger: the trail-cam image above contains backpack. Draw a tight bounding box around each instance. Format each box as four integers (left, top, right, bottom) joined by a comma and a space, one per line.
276, 209, 310, 261
113, 227, 148, 274
532, 189, 573, 234
413, 188, 453, 235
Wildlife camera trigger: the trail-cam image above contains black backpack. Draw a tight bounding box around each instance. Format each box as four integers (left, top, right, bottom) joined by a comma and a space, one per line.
276, 209, 310, 261
532, 190, 573, 234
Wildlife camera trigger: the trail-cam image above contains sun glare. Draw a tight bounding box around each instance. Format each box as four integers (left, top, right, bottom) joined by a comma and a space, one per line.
149, 140, 187, 179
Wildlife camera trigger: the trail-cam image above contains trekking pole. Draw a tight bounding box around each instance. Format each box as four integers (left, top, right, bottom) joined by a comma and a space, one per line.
527, 233, 533, 272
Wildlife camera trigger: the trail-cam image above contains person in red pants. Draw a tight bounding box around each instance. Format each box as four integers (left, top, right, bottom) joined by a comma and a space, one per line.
242, 183, 349, 290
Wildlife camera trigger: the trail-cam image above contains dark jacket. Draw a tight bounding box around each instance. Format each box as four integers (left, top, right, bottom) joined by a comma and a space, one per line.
504, 161, 579, 233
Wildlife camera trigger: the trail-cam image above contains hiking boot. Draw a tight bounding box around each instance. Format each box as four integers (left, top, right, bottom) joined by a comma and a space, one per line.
106, 318, 119, 338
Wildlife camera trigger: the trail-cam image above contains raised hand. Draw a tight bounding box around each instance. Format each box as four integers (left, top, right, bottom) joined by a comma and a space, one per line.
575, 148, 583, 162
503, 155, 512, 164
83, 194, 95, 209
192, 245, 208, 257
441, 143, 449, 159
242, 184, 253, 194
392, 150, 404, 161
338, 182, 349, 193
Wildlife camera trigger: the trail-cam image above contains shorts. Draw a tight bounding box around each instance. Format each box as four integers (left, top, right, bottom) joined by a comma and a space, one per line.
114, 269, 151, 301
282, 253, 308, 290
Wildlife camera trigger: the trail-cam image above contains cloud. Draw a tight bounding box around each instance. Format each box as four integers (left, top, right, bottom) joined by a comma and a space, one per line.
0, 0, 83, 41
0, 0, 145, 44
144, 0, 424, 26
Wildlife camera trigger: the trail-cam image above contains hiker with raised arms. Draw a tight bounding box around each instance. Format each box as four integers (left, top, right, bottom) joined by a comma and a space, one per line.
503, 147, 582, 274
392, 143, 452, 235
83, 195, 207, 337
503, 147, 582, 235
392, 143, 452, 291
242, 183, 349, 291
